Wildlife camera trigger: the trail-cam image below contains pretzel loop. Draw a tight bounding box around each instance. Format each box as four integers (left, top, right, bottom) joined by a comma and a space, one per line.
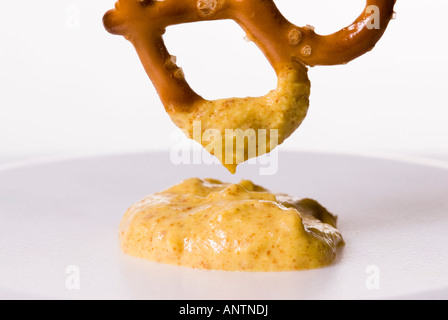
103, 0, 396, 173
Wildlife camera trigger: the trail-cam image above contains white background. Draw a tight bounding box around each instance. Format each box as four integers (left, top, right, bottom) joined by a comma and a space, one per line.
0, 0, 447, 162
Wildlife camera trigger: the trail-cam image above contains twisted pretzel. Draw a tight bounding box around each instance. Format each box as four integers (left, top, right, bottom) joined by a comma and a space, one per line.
103, 0, 396, 173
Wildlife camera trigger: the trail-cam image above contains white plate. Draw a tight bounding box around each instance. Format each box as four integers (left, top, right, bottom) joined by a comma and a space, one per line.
1, 152, 448, 300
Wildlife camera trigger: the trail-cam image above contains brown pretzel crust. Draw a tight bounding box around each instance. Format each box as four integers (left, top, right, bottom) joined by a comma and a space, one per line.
104, 0, 395, 109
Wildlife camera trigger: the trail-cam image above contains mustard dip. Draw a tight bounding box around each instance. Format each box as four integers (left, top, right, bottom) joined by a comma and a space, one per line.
120, 178, 343, 272
169, 63, 310, 174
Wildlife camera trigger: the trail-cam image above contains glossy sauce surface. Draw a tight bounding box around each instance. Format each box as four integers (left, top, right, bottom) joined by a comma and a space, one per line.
120, 178, 343, 271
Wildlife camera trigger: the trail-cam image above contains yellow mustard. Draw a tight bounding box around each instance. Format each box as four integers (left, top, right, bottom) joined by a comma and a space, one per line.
120, 178, 343, 272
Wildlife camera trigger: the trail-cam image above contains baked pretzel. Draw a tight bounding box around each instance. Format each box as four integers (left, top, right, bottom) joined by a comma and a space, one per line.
103, 0, 396, 173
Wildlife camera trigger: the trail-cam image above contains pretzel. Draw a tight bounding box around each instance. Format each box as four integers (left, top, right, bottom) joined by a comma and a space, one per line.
103, 0, 396, 173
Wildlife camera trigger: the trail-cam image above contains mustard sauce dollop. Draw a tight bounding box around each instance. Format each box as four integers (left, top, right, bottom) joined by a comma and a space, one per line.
120, 178, 343, 272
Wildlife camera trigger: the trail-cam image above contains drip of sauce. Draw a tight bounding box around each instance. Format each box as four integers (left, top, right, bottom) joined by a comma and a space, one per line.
120, 178, 344, 272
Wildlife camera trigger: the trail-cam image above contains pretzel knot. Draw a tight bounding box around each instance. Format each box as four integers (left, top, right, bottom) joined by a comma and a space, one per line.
103, 0, 396, 173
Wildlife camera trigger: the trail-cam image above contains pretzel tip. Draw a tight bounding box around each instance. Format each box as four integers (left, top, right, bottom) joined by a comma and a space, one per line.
103, 9, 126, 35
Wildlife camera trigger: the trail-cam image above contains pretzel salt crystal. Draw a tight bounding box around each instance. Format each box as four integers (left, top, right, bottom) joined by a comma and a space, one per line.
103, 0, 396, 173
